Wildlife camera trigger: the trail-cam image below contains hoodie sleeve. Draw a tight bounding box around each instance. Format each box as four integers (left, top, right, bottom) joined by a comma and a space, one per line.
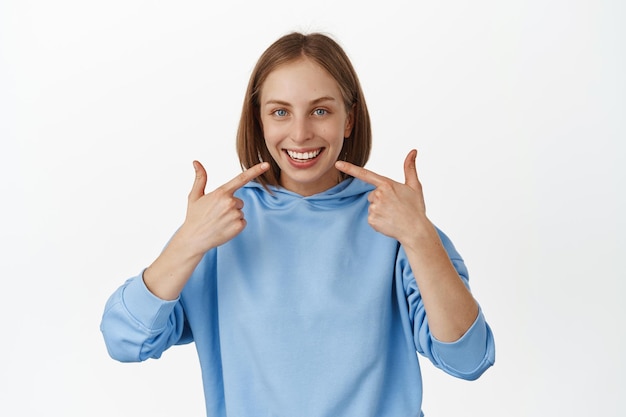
399, 228, 495, 380
100, 272, 192, 362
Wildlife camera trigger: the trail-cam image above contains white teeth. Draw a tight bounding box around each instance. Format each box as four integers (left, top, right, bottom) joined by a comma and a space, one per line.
286, 149, 321, 160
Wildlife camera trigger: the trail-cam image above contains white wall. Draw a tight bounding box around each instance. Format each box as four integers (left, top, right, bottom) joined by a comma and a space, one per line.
1, 1, 624, 416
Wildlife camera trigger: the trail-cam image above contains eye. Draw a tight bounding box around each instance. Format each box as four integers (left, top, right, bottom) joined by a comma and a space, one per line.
313, 108, 328, 116
273, 109, 288, 117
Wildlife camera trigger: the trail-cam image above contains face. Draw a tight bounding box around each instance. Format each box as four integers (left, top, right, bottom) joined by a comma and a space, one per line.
259, 58, 354, 196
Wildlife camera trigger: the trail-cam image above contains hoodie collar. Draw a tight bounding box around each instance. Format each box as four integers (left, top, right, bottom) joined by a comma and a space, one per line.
242, 178, 374, 208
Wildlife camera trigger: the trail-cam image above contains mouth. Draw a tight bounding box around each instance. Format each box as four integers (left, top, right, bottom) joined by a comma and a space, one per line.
285, 148, 323, 162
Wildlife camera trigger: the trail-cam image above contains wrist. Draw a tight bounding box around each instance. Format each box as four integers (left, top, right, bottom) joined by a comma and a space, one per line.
170, 225, 212, 261
398, 215, 440, 252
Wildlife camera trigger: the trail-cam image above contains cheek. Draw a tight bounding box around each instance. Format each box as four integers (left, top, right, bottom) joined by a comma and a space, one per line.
263, 129, 282, 149
328, 123, 347, 141
319, 121, 339, 138
260, 122, 278, 145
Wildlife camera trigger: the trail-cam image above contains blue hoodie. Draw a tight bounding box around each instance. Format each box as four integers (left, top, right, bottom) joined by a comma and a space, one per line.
101, 178, 495, 417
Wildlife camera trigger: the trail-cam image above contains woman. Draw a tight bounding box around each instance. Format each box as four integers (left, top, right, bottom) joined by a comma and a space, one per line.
101, 32, 495, 417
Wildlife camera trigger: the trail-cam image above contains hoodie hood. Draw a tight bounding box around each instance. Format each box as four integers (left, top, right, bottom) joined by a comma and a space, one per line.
240, 178, 375, 210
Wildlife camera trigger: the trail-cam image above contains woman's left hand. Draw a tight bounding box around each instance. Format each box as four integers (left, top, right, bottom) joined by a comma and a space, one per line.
338, 149, 480, 342
335, 149, 429, 245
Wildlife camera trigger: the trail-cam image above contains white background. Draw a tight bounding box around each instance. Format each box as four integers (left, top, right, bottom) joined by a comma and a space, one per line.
1, 1, 624, 416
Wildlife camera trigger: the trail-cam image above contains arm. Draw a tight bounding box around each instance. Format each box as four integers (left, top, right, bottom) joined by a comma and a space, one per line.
336, 151, 477, 341
399, 215, 479, 342
101, 160, 269, 360
400, 230, 495, 380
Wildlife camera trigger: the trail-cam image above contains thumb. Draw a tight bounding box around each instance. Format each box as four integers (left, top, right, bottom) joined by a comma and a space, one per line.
404, 149, 419, 189
189, 160, 207, 201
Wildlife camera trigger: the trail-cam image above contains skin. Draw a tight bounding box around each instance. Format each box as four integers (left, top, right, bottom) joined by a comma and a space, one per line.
259, 57, 354, 197
143, 58, 478, 343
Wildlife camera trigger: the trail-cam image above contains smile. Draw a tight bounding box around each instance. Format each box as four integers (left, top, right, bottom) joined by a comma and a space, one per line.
285, 148, 323, 161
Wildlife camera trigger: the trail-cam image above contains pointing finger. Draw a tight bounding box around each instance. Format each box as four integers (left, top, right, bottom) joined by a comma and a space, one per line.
335, 160, 387, 187
220, 162, 270, 194
189, 160, 208, 202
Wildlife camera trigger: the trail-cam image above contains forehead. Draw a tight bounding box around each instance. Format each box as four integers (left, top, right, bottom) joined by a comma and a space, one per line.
259, 58, 342, 102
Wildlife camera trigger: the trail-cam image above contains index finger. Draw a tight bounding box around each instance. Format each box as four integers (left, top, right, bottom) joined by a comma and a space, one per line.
220, 162, 270, 193
335, 161, 388, 187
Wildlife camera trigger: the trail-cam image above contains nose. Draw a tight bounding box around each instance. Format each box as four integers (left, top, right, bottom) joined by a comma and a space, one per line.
290, 117, 313, 144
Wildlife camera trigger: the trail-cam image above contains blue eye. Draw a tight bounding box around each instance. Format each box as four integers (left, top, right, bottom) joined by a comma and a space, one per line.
313, 109, 327, 116
274, 109, 287, 117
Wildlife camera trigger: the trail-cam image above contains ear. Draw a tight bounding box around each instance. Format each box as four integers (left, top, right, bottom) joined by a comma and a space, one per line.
344, 104, 356, 138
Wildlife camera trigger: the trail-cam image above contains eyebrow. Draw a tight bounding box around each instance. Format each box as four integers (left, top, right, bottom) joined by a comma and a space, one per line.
263, 96, 337, 107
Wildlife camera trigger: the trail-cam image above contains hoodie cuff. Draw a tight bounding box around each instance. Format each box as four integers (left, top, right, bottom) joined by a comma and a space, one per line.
121, 271, 180, 332
431, 308, 495, 377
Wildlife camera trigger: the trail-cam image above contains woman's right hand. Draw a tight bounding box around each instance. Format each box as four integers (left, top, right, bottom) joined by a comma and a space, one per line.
143, 160, 269, 300
179, 160, 270, 255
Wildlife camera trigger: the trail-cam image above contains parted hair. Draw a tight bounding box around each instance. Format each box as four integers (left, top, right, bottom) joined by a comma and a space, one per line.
236, 32, 372, 188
